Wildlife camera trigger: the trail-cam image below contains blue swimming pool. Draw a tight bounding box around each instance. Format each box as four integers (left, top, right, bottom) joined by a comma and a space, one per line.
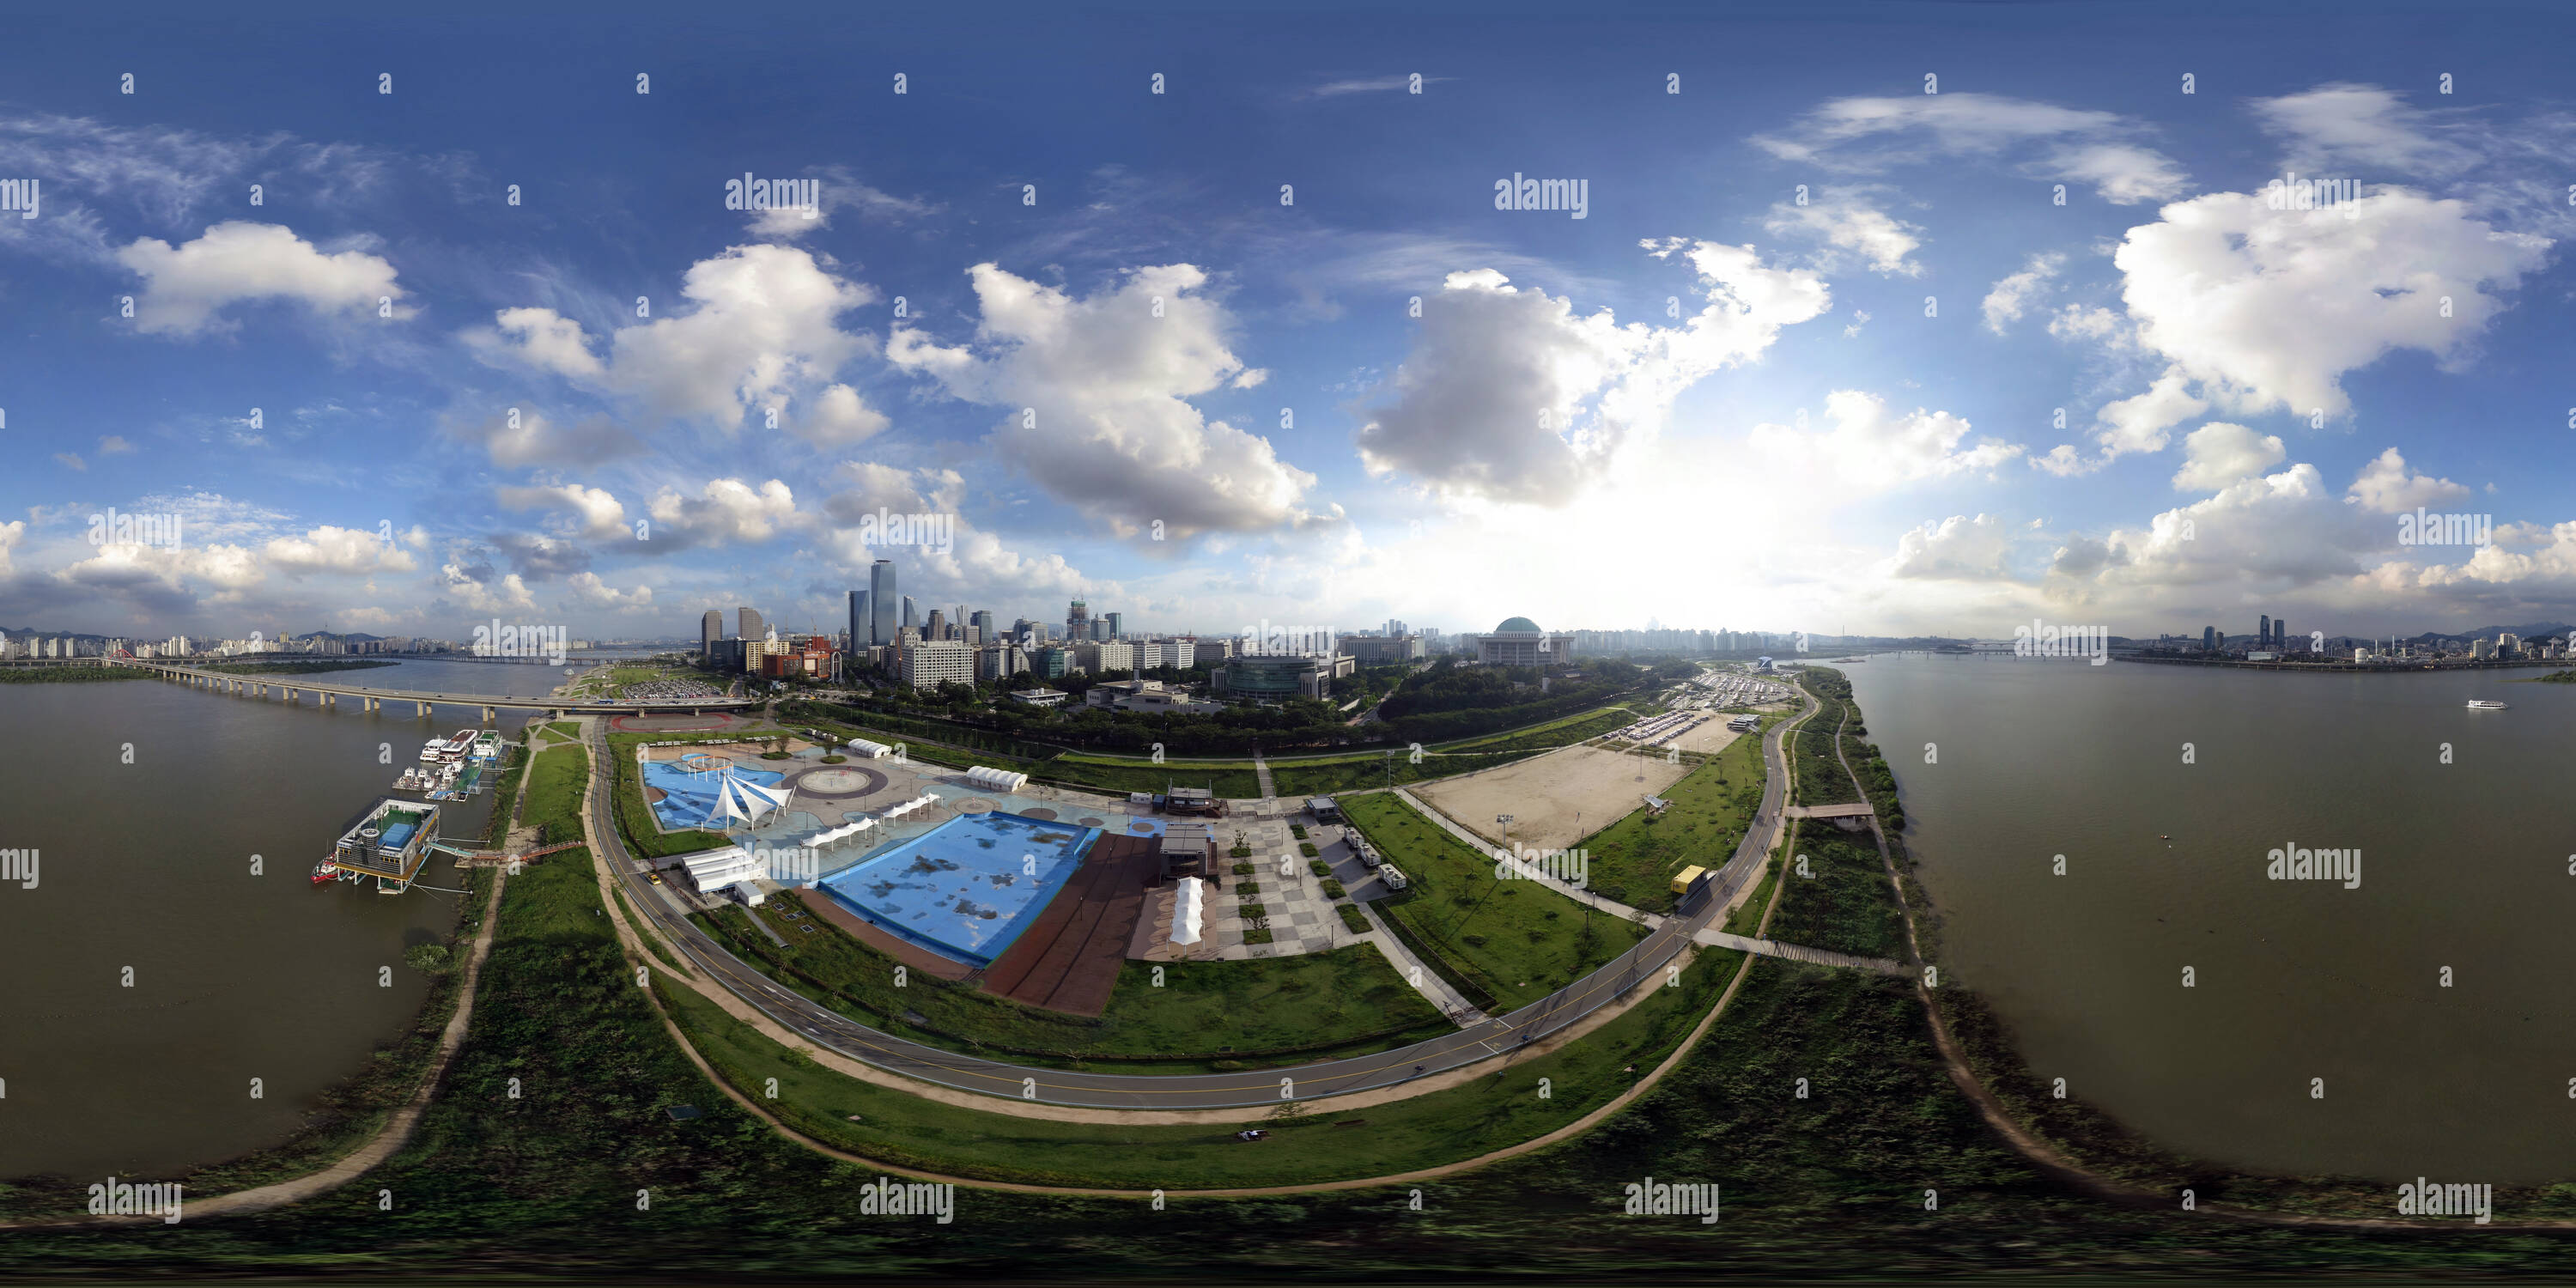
815, 812, 1097, 967
640, 760, 789, 830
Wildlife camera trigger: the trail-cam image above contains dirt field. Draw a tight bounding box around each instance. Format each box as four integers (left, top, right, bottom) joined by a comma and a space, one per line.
1415, 743, 1692, 852
1668, 721, 1743, 755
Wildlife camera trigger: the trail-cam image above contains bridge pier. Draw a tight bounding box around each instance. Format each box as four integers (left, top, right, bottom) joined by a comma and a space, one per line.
481, 705, 496, 725
417, 702, 432, 720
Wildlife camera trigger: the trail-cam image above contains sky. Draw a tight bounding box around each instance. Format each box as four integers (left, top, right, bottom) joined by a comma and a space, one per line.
3, 0, 2573, 645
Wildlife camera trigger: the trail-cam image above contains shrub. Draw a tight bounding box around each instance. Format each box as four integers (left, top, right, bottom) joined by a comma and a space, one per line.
1290, 823, 1309, 840
820, 754, 847, 764
1230, 844, 1253, 859
1336, 904, 1370, 933
1232, 862, 1255, 877
1321, 878, 1346, 899
1308, 858, 1330, 877
1299, 842, 1321, 859
404, 942, 453, 975
1240, 903, 1267, 920
1242, 928, 1274, 945
1236, 883, 1262, 899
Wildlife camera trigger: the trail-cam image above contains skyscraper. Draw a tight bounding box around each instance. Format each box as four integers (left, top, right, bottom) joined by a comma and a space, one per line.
971, 610, 995, 639
1067, 598, 1089, 641
739, 607, 764, 641
702, 610, 723, 653
902, 596, 918, 629
2202, 625, 2216, 652
2257, 615, 2269, 651
1105, 611, 1123, 639
924, 608, 947, 640
848, 591, 869, 653
869, 559, 896, 646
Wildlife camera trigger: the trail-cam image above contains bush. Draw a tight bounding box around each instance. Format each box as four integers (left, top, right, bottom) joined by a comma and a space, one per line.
1242, 928, 1274, 945
1299, 842, 1321, 859
1336, 903, 1370, 933
1290, 823, 1309, 840
1230, 844, 1253, 858
404, 942, 453, 975
1236, 883, 1261, 899
1232, 862, 1255, 877
820, 754, 847, 763
760, 750, 792, 761
1308, 858, 1330, 876
1321, 878, 1346, 899
1241, 903, 1267, 920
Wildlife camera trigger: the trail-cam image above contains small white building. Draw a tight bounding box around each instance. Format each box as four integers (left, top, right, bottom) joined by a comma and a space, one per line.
844, 738, 894, 758
965, 765, 1030, 793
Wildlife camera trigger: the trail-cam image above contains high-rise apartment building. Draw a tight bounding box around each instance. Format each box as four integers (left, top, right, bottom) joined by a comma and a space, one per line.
739, 607, 764, 641
702, 610, 724, 653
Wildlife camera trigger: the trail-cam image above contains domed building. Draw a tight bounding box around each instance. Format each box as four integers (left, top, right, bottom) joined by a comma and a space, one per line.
1476, 615, 1572, 668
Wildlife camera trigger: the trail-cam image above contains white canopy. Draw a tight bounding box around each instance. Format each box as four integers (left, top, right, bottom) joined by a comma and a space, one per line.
1170, 878, 1205, 946
706, 769, 793, 828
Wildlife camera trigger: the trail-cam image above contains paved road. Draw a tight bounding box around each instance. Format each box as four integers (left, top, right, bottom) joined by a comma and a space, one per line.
585, 690, 1820, 1109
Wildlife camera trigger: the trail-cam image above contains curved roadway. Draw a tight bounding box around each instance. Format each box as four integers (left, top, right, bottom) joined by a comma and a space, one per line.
586, 682, 1820, 1110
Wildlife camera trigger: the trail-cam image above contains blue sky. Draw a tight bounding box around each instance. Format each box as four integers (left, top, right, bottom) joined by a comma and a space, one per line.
4, 0, 2573, 644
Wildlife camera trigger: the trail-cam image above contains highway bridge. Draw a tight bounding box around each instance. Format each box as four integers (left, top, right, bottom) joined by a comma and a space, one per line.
116, 659, 756, 720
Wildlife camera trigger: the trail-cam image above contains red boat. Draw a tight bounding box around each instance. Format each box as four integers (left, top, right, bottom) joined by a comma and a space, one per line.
313, 858, 340, 884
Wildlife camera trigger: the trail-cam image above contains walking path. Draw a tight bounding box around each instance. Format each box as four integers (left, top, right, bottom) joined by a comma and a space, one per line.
1692, 927, 1906, 975
1349, 898, 1487, 1025
1251, 748, 1277, 801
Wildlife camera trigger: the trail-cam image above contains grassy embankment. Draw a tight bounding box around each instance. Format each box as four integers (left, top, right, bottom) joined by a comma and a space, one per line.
0, 665, 149, 683
689, 891, 1443, 1072
1341, 794, 1650, 1015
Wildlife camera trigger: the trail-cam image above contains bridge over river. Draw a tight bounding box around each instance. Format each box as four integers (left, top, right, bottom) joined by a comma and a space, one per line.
118, 660, 758, 721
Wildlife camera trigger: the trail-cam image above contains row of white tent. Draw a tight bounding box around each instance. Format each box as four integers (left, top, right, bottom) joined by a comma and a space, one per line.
964, 765, 1029, 793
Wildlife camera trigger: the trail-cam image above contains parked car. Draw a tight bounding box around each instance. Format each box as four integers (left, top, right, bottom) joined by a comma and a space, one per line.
1378, 864, 1408, 891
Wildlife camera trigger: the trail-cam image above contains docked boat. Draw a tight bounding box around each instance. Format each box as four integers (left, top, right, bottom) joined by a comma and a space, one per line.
418, 738, 446, 762
2468, 699, 2508, 710
312, 858, 339, 884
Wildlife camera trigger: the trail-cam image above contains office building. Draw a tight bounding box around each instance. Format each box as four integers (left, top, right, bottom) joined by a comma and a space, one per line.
846, 591, 869, 653
702, 610, 724, 653
971, 610, 996, 641
1342, 635, 1425, 664
924, 608, 947, 641
1037, 646, 1075, 678
1191, 638, 1234, 667
869, 559, 896, 646
1214, 653, 1334, 702
2202, 625, 2216, 652
739, 607, 764, 641
1066, 598, 1091, 641
902, 596, 917, 629
1104, 611, 1123, 639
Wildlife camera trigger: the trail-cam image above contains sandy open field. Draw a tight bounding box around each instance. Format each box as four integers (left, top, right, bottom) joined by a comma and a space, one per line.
1416, 743, 1692, 852
1667, 720, 1744, 756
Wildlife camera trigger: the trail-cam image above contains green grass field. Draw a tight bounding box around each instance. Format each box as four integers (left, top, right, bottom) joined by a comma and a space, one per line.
1574, 716, 1772, 912
1342, 794, 1650, 1014
520, 744, 592, 846
690, 891, 1448, 1068
654, 939, 1744, 1188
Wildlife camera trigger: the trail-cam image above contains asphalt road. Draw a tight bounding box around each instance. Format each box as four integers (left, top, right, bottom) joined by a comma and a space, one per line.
584, 684, 1820, 1110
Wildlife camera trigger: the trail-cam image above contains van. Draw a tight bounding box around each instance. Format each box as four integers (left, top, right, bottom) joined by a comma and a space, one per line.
1377, 864, 1408, 891
1354, 840, 1383, 868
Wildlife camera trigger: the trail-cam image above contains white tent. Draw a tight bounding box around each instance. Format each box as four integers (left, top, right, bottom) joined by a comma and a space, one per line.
705, 769, 793, 829
965, 765, 1030, 793
845, 738, 894, 759
1170, 878, 1205, 946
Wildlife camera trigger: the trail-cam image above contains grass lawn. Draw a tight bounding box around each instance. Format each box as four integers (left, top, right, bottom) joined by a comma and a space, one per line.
1341, 794, 1650, 1014
653, 939, 1744, 1188
689, 891, 1449, 1068
1768, 825, 1907, 960
520, 744, 592, 846
1048, 751, 1262, 799
1573, 716, 1771, 913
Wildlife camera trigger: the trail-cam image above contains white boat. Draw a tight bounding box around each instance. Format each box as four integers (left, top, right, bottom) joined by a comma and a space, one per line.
418, 740, 445, 762
2468, 699, 2508, 710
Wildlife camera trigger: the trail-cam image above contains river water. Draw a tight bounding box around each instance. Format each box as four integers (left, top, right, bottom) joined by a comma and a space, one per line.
0, 653, 652, 1181
1843, 653, 2576, 1182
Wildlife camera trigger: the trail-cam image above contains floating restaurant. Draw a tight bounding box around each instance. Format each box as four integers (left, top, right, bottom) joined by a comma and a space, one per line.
314, 798, 443, 892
